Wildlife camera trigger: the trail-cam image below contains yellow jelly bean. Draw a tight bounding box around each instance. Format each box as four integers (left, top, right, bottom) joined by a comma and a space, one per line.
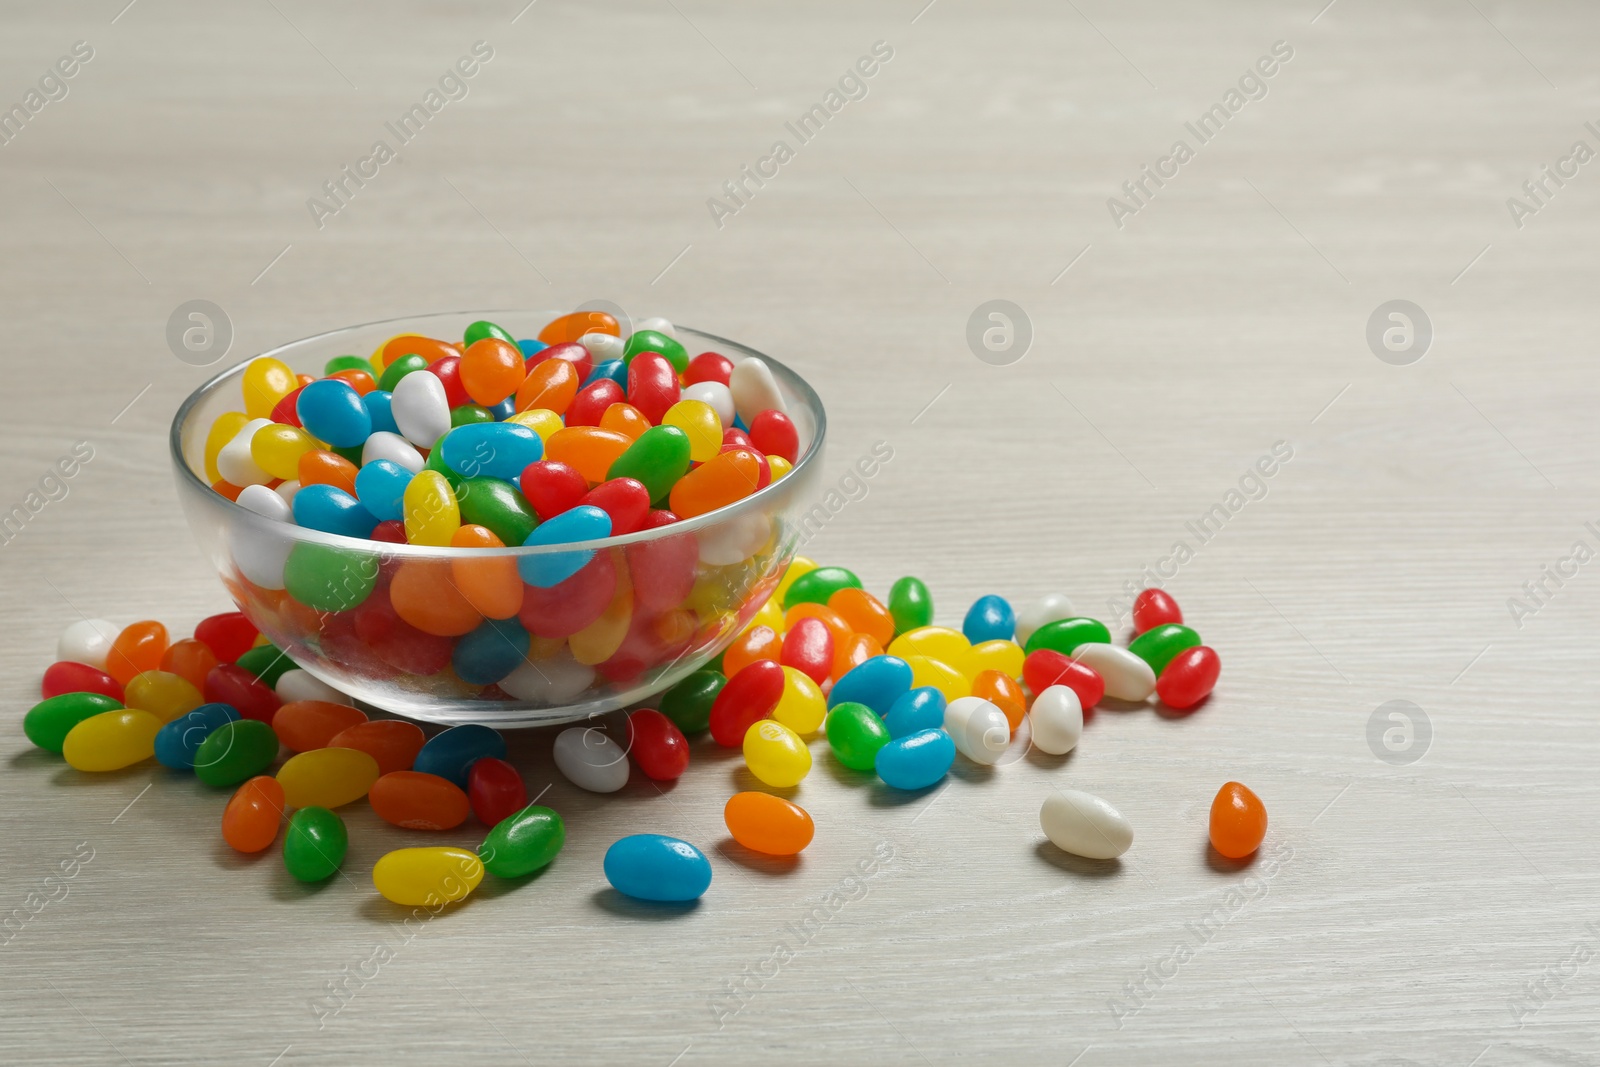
743, 719, 812, 788
906, 654, 971, 702
769, 456, 793, 481
772, 666, 826, 734
888, 626, 972, 666
966, 639, 1026, 682
251, 424, 319, 482
403, 470, 460, 547
774, 557, 817, 605
124, 670, 204, 722
372, 847, 484, 906
570, 568, 633, 665
505, 408, 564, 443
62, 709, 162, 771
205, 411, 250, 484
275, 747, 381, 809
742, 597, 785, 638
662, 399, 723, 463
242, 357, 297, 420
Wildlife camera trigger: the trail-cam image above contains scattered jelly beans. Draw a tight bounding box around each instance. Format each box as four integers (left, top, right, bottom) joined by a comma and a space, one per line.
604, 834, 712, 902
1209, 781, 1267, 859
370, 771, 471, 830
626, 710, 690, 781
825, 702, 891, 772
1132, 588, 1183, 634
276, 747, 380, 809
1071, 644, 1157, 702
194, 719, 280, 788
467, 758, 528, 826
1028, 686, 1083, 756
962, 595, 1015, 644
1157, 646, 1221, 710
478, 805, 566, 878
222, 776, 287, 853
413, 724, 507, 788
155, 703, 241, 770
1127, 623, 1202, 676
552, 726, 630, 793
25, 692, 123, 752
63, 709, 162, 772
742, 719, 811, 788
373, 847, 485, 906
1040, 789, 1133, 860
874, 728, 956, 791
943, 697, 1011, 766
284, 807, 348, 882
724, 792, 814, 855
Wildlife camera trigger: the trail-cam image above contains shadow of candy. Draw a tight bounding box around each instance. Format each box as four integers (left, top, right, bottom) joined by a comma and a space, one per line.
1204, 840, 1259, 874
588, 887, 701, 919
714, 838, 801, 875
1032, 840, 1124, 879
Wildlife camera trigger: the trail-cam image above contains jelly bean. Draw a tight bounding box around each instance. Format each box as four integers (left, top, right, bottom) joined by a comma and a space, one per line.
580, 478, 650, 535
768, 456, 793, 480
1040, 789, 1132, 860
60, 709, 160, 771
659, 670, 725, 734
746, 595, 787, 634
520, 460, 588, 521
205, 411, 250, 483
1015, 594, 1074, 645
478, 804, 566, 878
709, 660, 784, 747
1023, 617, 1112, 657
887, 576, 933, 635
272, 700, 367, 752
905, 655, 971, 702
499, 650, 595, 705
779, 568, 858, 613
785, 603, 852, 649
598, 402, 650, 443
831, 632, 882, 683
875, 727, 956, 791
284, 543, 379, 613
1157, 645, 1220, 710
327, 719, 426, 775
235, 644, 294, 689
825, 701, 891, 771
364, 389, 399, 436
276, 747, 380, 808
1127, 623, 1201, 676
386, 560, 478, 638
194, 718, 280, 787
604, 834, 711, 902
828, 655, 912, 714
431, 356, 478, 408
623, 352, 678, 424
585, 358, 628, 390
565, 379, 625, 428
614, 710, 685, 781
634, 316, 675, 337
1028, 686, 1082, 755
325, 354, 372, 376
459, 337, 526, 406
294, 379, 371, 447
366, 770, 470, 830
514, 353, 581, 416
298, 452, 362, 501
391, 366, 452, 448
686, 350, 734, 386
275, 669, 347, 705
518, 505, 611, 589
106, 620, 169, 687
882, 686, 947, 739
194, 612, 260, 664
1071, 644, 1156, 702
160, 638, 219, 691
440, 422, 542, 482
539, 309, 620, 346
780, 616, 834, 686
354, 459, 414, 522
728, 357, 786, 423
464, 319, 514, 346
204, 663, 281, 723
966, 639, 1025, 681
506, 407, 564, 443
684, 381, 736, 428
622, 329, 688, 374
724, 792, 813, 855
748, 409, 799, 464
578, 331, 625, 362
284, 807, 348, 882
453, 618, 530, 686
222, 776, 286, 853
217, 419, 273, 487
518, 551, 616, 638
57, 618, 120, 670
380, 334, 458, 369
888, 626, 971, 667
1210, 781, 1267, 858
397, 470, 456, 547
971, 670, 1026, 731
243, 356, 297, 419
827, 589, 894, 648
362, 431, 424, 474
293, 483, 378, 540
962, 595, 1016, 644
41, 661, 122, 702
662, 399, 723, 463
252, 423, 322, 483
763, 667, 821, 735
25, 692, 123, 752
1022, 649, 1105, 711
456, 477, 538, 546
453, 403, 496, 427
414, 724, 506, 788
721, 625, 781, 678
463, 757, 526, 826
1132, 588, 1182, 634
552, 725, 630, 792
609, 425, 693, 504
124, 670, 204, 722
943, 696, 1011, 765
737, 444, 772, 490
377, 351, 427, 392
668, 447, 761, 519
446, 525, 522, 620
547, 426, 633, 486
743, 719, 811, 787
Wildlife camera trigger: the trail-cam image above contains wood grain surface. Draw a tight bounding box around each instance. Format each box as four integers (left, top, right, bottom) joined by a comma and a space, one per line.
3, 1, 1598, 1064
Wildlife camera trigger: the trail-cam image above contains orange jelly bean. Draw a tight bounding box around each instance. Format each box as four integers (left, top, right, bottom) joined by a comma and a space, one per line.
326, 719, 426, 776
222, 775, 286, 853
272, 700, 369, 752
389, 560, 483, 636
831, 632, 883, 682
369, 770, 471, 830
106, 621, 169, 686
515, 357, 581, 416
724, 791, 815, 855
379, 334, 458, 370
545, 427, 631, 485
537, 310, 620, 345
461, 338, 527, 406
212, 479, 245, 502
669, 448, 762, 519
971, 669, 1027, 731
298, 450, 360, 498
783, 603, 854, 649
828, 588, 895, 648
328, 368, 377, 396
723, 624, 783, 677
1209, 781, 1268, 859
159, 639, 219, 692
599, 403, 651, 442
449, 525, 523, 620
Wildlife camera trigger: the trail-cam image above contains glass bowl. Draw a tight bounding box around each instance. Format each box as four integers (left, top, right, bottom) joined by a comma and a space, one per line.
169, 310, 825, 726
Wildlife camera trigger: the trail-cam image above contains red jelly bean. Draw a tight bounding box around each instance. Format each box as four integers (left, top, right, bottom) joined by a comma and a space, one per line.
1156, 646, 1220, 710
467, 757, 528, 826
625, 511, 697, 612
353, 595, 454, 676
195, 612, 259, 664
627, 352, 680, 425
748, 410, 799, 464
520, 460, 589, 521
428, 354, 472, 408
565, 379, 624, 427
780, 617, 833, 685
270, 385, 307, 428
685, 351, 733, 386
709, 660, 784, 747
580, 478, 651, 536
1022, 649, 1105, 711
518, 551, 617, 639
627, 709, 689, 780
1132, 588, 1182, 635
41, 661, 123, 702
722, 427, 753, 451
370, 519, 408, 544
204, 663, 281, 723
529, 341, 593, 384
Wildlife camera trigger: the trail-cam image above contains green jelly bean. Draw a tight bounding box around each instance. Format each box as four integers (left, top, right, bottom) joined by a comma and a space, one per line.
888, 576, 933, 635
330, 443, 365, 467
607, 425, 692, 504
235, 643, 294, 689
423, 442, 466, 492
622, 329, 689, 374
1127, 623, 1201, 676
1023, 617, 1112, 657
457, 477, 539, 546
284, 543, 379, 613
783, 566, 863, 611
464, 320, 514, 347
659, 670, 726, 734
25, 693, 123, 753
378, 353, 428, 392
324, 355, 371, 376
194, 719, 280, 788
283, 806, 347, 883
478, 804, 565, 878
451, 403, 495, 428
825, 701, 890, 772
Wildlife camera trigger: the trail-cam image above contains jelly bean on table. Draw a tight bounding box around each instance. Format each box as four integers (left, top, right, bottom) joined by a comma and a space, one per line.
724, 792, 814, 855
1209, 782, 1267, 859
467, 758, 527, 826
604, 835, 712, 902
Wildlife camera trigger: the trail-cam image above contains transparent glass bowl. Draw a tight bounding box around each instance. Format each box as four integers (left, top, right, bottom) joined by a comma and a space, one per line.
169, 310, 825, 726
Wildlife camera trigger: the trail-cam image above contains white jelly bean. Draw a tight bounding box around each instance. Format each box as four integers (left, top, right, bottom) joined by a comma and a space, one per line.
500, 654, 595, 705
232, 487, 293, 590
216, 418, 274, 487
275, 668, 351, 705
698, 512, 770, 566
1028, 685, 1082, 755
944, 696, 1011, 765
1040, 789, 1132, 859
635, 316, 676, 338
552, 726, 629, 793
1071, 644, 1156, 702
578, 332, 625, 362
683, 381, 735, 429
728, 357, 786, 424
236, 483, 291, 524
274, 480, 301, 507
1016, 592, 1075, 646
390, 367, 451, 448
57, 619, 120, 670
362, 431, 424, 473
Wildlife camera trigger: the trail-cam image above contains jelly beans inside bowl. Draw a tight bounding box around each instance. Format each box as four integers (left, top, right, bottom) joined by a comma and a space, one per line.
169, 311, 826, 726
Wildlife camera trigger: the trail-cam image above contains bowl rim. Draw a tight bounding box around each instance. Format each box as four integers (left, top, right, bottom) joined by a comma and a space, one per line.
169, 308, 827, 557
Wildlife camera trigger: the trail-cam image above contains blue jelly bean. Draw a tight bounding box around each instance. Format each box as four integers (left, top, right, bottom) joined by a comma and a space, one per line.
363, 389, 398, 436
882, 686, 947, 739
413, 724, 507, 788
603, 834, 712, 902
827, 655, 913, 714
962, 595, 1016, 644
154, 703, 241, 770
353, 459, 414, 522
584, 360, 627, 388
733, 413, 749, 432
875, 728, 956, 791
517, 339, 548, 360
439, 422, 543, 482
295, 379, 372, 448
490, 396, 516, 421
292, 483, 378, 539
518, 505, 611, 588
452, 618, 530, 686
